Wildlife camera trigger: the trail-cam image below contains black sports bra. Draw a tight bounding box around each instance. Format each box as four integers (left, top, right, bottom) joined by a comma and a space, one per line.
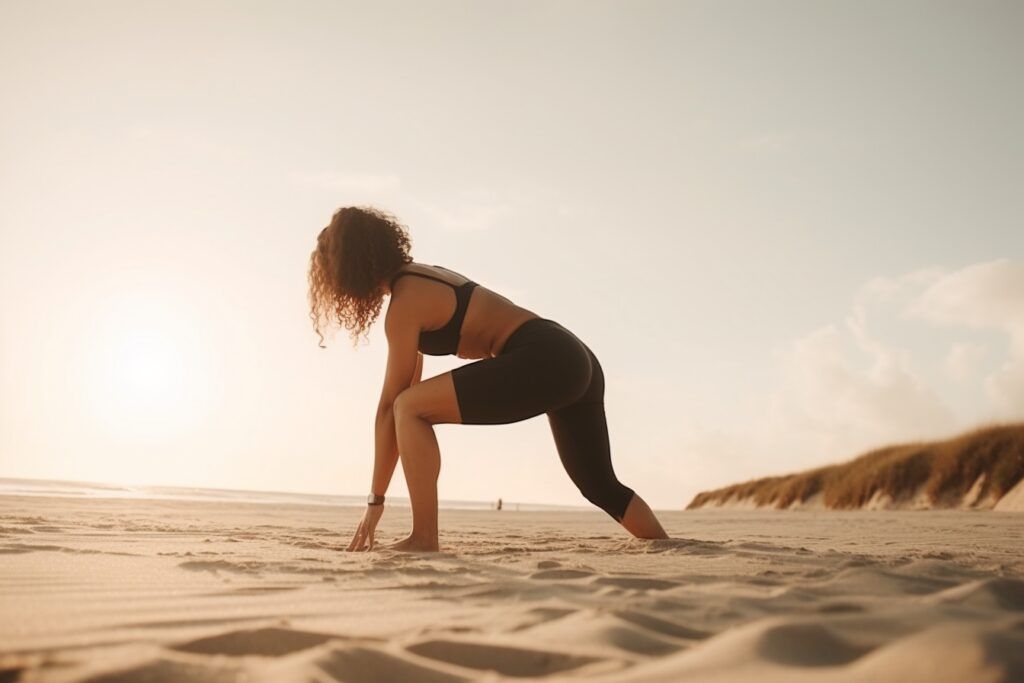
388, 264, 479, 356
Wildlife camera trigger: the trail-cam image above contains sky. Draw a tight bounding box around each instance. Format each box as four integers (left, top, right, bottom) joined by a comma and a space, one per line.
1, 1, 1022, 510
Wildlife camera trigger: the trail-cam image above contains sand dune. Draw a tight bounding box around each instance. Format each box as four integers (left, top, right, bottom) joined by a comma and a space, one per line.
689, 423, 1024, 512
1, 495, 1022, 682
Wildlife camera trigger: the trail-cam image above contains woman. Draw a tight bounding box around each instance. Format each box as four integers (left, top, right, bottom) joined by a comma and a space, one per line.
308, 206, 669, 552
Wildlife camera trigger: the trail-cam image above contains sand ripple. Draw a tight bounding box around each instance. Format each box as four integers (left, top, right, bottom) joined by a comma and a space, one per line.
1, 498, 1022, 682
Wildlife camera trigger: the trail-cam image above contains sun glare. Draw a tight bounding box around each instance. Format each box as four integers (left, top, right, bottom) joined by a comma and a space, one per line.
83, 294, 217, 441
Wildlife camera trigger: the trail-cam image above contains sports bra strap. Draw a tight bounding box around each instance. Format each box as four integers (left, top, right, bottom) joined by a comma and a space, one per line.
390, 270, 452, 290
390, 266, 472, 291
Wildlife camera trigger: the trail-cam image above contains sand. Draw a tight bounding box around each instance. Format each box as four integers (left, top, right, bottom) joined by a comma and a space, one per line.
995, 479, 1024, 512
1, 495, 1023, 682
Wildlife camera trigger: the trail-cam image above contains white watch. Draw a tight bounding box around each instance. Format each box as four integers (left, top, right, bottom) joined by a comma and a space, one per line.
367, 493, 385, 506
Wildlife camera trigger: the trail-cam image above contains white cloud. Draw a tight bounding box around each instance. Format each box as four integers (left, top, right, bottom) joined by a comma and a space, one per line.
856, 258, 1024, 417
682, 259, 1024, 495
762, 312, 952, 467
987, 359, 1024, 416
911, 259, 1024, 334
944, 342, 989, 381
912, 259, 1024, 416
858, 266, 945, 305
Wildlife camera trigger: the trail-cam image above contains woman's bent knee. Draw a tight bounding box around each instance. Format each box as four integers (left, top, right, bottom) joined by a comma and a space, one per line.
393, 388, 417, 422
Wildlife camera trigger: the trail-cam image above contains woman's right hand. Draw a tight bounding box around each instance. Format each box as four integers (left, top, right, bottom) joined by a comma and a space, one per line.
346, 504, 384, 551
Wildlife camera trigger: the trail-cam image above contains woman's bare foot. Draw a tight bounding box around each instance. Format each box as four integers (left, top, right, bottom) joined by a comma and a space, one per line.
620, 494, 669, 539
385, 534, 440, 552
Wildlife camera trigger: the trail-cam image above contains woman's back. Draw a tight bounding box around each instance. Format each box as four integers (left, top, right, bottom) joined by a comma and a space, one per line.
388, 262, 539, 360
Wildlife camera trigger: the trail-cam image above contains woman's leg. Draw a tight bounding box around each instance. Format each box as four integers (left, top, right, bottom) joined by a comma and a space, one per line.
388, 331, 564, 552
390, 372, 462, 552
389, 319, 667, 550
619, 494, 669, 539
547, 345, 668, 539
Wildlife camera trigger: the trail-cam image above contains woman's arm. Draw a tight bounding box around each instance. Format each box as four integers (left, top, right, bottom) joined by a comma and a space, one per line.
348, 296, 420, 551
412, 352, 424, 385
370, 412, 399, 498
370, 301, 421, 498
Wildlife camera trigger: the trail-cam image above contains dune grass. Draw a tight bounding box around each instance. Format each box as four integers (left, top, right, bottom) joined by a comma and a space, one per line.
686, 423, 1024, 510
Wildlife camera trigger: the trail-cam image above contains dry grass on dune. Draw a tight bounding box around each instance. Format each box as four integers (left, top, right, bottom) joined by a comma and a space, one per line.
687, 423, 1024, 510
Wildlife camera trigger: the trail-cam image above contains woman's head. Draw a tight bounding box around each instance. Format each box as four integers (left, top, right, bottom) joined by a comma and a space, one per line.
308, 205, 412, 347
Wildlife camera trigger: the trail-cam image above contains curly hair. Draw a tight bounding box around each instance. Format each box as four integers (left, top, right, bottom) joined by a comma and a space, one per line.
308, 205, 412, 347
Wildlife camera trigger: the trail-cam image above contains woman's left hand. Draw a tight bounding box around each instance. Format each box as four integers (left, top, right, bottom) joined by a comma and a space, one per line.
346, 504, 384, 551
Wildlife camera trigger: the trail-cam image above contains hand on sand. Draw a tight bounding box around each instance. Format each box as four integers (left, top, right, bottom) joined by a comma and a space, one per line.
346, 504, 384, 551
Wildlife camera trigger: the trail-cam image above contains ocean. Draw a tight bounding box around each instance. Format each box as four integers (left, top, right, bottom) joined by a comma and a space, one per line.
0, 477, 583, 512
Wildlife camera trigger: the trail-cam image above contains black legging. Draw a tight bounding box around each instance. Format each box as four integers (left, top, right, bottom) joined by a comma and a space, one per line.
450, 317, 636, 522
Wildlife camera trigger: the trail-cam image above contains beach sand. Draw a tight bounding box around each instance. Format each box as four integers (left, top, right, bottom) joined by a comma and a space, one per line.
1, 495, 1022, 682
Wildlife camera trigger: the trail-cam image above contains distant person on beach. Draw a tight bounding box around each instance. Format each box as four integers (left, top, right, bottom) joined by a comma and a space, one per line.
308, 206, 669, 551
497, 497, 502, 511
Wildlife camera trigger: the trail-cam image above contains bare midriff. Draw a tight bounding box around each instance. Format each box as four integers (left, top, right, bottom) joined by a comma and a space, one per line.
456, 287, 539, 359
395, 262, 539, 360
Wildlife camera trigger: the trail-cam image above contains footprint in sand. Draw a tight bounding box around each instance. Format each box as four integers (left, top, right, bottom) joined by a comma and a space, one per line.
172, 626, 351, 657
815, 602, 866, 614
612, 610, 712, 640
927, 577, 1024, 612
757, 622, 874, 667
207, 585, 302, 597
593, 576, 681, 591
317, 646, 470, 683
507, 606, 579, 632
529, 568, 594, 580
82, 658, 241, 683
177, 559, 264, 575
405, 639, 604, 677
0, 543, 65, 554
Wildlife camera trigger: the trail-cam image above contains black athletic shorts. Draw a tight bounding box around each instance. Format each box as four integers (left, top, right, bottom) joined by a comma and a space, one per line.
450, 317, 636, 522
